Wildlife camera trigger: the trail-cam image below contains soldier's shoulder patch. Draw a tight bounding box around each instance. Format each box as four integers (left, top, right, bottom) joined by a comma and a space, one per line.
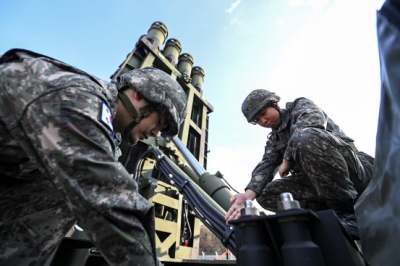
100, 101, 114, 134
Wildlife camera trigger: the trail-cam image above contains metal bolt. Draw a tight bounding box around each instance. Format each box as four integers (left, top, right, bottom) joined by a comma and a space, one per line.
244, 200, 254, 208
277, 192, 301, 211
280, 192, 294, 202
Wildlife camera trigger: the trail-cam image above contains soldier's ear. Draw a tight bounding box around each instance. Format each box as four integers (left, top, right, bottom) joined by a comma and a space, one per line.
134, 92, 143, 101
273, 102, 278, 107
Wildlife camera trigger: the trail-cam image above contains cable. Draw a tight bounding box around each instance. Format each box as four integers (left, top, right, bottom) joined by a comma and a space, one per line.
137, 148, 237, 254
221, 176, 240, 194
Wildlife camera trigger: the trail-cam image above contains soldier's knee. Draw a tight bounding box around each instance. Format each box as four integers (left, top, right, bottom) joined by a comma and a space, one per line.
291, 128, 318, 148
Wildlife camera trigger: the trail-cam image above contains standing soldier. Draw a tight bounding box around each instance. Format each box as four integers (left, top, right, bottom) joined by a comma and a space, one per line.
0, 49, 187, 265
225, 89, 374, 239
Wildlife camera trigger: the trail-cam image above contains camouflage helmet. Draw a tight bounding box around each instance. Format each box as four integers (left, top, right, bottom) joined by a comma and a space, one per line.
117, 67, 187, 138
241, 89, 280, 123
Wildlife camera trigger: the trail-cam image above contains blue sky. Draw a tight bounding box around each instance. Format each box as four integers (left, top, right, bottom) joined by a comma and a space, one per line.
1, 0, 384, 196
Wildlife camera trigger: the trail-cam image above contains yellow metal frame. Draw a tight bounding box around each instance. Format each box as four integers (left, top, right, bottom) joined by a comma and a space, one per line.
113, 24, 213, 260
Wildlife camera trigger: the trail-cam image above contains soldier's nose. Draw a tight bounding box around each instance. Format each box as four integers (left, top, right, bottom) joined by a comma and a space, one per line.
261, 117, 268, 124
150, 129, 159, 137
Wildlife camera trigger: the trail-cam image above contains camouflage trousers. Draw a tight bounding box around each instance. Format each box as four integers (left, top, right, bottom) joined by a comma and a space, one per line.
257, 128, 374, 212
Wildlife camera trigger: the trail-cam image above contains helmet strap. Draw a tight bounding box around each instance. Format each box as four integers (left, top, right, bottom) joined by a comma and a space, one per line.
118, 91, 155, 144
272, 104, 282, 129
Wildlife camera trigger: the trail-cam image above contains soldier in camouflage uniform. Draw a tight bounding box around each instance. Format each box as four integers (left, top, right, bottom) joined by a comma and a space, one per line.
0, 49, 187, 265
225, 89, 374, 239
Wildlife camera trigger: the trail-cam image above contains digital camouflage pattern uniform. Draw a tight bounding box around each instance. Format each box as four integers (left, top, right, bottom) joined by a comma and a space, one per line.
244, 95, 374, 213
0, 49, 160, 265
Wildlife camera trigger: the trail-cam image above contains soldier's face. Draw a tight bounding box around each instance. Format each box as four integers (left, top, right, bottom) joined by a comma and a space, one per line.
255, 106, 280, 128
114, 89, 168, 144
130, 111, 168, 142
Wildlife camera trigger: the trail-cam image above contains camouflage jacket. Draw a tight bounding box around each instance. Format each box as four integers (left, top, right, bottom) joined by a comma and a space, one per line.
245, 97, 355, 195
0, 49, 157, 265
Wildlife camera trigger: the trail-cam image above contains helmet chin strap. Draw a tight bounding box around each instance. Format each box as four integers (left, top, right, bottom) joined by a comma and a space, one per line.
118, 91, 155, 145
272, 105, 281, 129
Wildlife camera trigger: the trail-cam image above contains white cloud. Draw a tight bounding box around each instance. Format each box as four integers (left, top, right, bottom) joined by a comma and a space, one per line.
374, 0, 385, 9
230, 17, 239, 25
307, 0, 329, 13
226, 0, 241, 13
207, 145, 261, 192
287, 0, 329, 12
277, 19, 286, 27
287, 0, 305, 8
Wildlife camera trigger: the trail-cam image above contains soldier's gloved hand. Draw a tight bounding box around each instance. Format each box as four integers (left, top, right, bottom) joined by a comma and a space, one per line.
279, 159, 291, 178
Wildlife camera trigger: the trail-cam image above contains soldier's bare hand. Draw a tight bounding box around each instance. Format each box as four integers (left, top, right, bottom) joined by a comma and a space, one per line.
225, 190, 257, 225
279, 159, 291, 178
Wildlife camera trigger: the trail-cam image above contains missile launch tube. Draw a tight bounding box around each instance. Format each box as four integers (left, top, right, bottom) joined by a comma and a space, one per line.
172, 136, 235, 211
172, 136, 205, 176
